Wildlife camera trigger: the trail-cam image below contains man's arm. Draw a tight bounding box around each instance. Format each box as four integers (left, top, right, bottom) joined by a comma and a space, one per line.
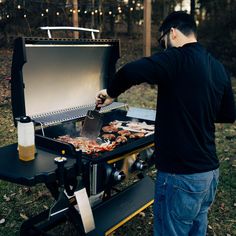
215, 78, 236, 123
96, 50, 177, 106
106, 57, 160, 98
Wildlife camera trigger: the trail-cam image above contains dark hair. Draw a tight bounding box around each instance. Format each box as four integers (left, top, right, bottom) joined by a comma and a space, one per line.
159, 11, 197, 37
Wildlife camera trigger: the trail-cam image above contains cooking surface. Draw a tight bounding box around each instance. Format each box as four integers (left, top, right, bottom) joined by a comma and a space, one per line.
35, 109, 155, 163
57, 120, 154, 154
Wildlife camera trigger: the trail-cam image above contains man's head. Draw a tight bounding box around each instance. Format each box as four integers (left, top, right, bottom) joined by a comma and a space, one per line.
158, 11, 197, 49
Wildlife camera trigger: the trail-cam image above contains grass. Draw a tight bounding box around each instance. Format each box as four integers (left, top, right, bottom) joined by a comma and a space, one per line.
0, 46, 236, 235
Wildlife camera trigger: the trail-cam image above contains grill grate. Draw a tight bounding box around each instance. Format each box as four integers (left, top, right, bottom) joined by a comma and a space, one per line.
33, 102, 128, 126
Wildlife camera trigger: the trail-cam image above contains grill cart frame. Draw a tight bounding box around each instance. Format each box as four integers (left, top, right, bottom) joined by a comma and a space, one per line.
0, 34, 157, 235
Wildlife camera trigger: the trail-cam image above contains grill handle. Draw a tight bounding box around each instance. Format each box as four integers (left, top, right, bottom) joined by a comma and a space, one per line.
40, 26, 99, 39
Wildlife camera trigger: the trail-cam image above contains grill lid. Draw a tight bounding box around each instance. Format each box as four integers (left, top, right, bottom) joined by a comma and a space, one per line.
11, 37, 120, 124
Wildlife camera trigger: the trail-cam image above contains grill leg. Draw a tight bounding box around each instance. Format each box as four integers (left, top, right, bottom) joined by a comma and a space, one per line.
20, 209, 67, 236
66, 207, 87, 235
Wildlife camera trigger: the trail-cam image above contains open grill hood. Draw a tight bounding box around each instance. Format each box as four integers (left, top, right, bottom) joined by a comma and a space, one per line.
11, 37, 120, 125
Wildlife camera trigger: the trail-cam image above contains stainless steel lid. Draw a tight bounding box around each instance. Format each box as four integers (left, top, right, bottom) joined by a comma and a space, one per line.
11, 37, 120, 123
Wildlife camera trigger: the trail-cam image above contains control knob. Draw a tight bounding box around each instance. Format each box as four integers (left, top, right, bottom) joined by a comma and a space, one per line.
112, 170, 126, 182
132, 159, 147, 171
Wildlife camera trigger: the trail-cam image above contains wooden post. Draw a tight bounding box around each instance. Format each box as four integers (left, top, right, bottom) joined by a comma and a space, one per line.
72, 0, 79, 39
143, 0, 151, 56
91, 0, 95, 28
98, 0, 102, 38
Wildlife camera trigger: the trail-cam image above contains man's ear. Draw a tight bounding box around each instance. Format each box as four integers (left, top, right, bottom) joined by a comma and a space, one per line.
170, 28, 177, 40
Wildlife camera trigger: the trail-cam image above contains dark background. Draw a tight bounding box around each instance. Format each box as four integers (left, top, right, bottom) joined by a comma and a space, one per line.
0, 0, 236, 75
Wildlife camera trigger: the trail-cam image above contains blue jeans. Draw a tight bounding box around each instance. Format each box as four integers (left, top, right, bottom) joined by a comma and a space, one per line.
153, 169, 219, 236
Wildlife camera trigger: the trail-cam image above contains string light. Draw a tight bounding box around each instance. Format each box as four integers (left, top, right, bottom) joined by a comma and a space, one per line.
0, 2, 146, 21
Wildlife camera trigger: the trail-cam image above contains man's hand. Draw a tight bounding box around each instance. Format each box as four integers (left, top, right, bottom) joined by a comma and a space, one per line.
96, 89, 114, 107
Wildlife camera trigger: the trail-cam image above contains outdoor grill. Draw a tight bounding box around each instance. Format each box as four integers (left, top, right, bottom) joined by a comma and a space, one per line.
4, 36, 157, 235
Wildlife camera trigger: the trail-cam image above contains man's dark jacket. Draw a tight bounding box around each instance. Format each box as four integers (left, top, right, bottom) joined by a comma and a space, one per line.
107, 43, 236, 174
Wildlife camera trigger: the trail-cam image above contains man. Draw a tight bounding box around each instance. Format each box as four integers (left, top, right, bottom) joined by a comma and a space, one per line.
96, 11, 236, 235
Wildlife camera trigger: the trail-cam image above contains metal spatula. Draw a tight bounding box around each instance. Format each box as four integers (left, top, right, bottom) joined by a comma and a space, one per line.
80, 98, 105, 139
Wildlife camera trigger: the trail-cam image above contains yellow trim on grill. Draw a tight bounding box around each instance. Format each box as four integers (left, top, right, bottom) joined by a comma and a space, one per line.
107, 143, 154, 164
105, 199, 154, 236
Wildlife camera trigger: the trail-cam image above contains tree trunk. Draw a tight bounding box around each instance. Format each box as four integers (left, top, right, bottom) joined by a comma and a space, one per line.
97, 0, 102, 39
143, 0, 151, 56
190, 0, 195, 18
163, 0, 169, 18
127, 0, 133, 36
109, 15, 115, 35
91, 0, 95, 28
72, 0, 79, 38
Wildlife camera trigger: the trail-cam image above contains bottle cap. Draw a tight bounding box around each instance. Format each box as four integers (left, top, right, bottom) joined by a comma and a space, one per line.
54, 156, 67, 163
20, 116, 32, 123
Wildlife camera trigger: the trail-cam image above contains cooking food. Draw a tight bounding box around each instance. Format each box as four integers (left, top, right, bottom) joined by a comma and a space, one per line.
116, 135, 127, 143
117, 130, 131, 137
102, 133, 116, 140
126, 122, 154, 131
57, 135, 116, 154
56, 120, 154, 155
130, 132, 145, 139
109, 120, 123, 127
102, 125, 118, 133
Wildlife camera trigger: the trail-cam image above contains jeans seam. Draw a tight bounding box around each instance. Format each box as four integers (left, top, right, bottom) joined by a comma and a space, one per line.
173, 185, 209, 194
